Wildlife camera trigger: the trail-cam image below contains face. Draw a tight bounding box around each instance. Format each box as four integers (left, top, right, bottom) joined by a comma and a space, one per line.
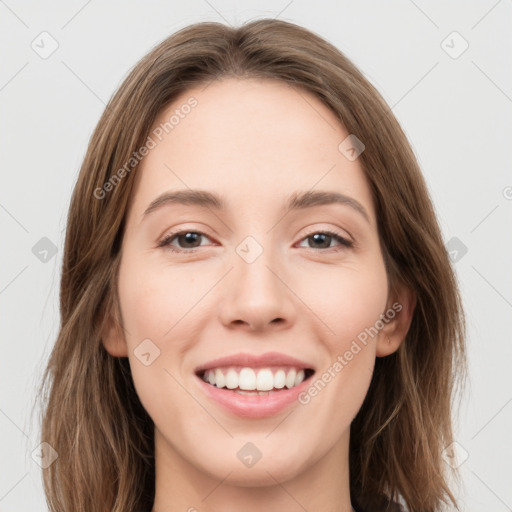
103, 78, 409, 492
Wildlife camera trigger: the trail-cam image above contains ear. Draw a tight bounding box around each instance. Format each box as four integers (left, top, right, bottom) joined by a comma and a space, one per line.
100, 297, 128, 357
376, 283, 416, 358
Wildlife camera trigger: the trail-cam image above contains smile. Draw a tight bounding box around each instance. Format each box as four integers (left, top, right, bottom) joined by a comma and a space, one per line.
199, 366, 315, 394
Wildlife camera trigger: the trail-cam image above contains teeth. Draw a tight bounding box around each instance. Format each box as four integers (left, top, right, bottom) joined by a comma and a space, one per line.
201, 366, 309, 391
256, 369, 274, 391
236, 390, 279, 395
274, 369, 286, 389
295, 369, 305, 387
225, 369, 238, 389
239, 368, 256, 390
285, 369, 296, 389
215, 369, 225, 388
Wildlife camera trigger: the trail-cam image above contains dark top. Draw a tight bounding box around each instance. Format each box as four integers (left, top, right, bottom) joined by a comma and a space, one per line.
353, 502, 405, 512
142, 500, 404, 512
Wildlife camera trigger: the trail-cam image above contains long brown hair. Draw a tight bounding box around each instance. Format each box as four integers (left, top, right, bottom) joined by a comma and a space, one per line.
37, 18, 467, 512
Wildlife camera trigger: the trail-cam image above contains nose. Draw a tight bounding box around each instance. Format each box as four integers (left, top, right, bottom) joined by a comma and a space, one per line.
219, 245, 296, 332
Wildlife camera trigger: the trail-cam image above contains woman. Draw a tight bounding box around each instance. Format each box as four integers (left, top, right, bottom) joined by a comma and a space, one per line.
38, 18, 467, 512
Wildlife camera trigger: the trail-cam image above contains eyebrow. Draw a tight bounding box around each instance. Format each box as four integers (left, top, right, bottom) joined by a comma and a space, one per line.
143, 189, 371, 224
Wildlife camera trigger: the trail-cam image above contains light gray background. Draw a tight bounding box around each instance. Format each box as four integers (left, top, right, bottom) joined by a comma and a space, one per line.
1, 1, 511, 510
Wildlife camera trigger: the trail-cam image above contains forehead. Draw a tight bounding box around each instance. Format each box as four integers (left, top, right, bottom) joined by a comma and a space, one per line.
150, 77, 344, 162
129, 77, 375, 224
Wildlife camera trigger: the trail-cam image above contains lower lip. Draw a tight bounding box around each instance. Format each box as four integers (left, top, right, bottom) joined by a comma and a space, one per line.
195, 374, 313, 419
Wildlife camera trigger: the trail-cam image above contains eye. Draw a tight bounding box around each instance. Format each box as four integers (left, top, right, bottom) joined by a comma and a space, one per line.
296, 230, 354, 251
158, 230, 213, 253
158, 228, 354, 254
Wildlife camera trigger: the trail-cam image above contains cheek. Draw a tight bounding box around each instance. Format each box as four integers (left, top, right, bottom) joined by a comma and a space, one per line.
117, 251, 198, 341
297, 257, 389, 345
116, 251, 204, 402
117, 255, 194, 429
296, 266, 386, 441
296, 257, 387, 406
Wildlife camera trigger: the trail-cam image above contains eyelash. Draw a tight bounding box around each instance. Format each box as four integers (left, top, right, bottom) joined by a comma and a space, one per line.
157, 228, 354, 254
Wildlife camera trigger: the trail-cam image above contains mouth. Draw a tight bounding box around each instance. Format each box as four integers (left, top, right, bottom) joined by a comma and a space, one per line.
195, 366, 316, 395
193, 352, 317, 417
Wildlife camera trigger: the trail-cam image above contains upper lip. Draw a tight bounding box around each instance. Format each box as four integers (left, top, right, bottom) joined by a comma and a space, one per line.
194, 351, 315, 374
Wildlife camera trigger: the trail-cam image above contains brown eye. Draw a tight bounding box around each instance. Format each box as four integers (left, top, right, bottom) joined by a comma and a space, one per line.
298, 230, 353, 251
158, 231, 212, 252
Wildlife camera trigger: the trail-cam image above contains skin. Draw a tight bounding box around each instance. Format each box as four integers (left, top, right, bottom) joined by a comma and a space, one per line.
102, 78, 415, 512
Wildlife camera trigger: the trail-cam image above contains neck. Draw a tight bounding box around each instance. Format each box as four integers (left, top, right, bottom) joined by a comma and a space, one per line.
151, 427, 354, 512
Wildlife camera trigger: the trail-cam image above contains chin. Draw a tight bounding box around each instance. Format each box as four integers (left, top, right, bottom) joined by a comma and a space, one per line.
194, 441, 313, 487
